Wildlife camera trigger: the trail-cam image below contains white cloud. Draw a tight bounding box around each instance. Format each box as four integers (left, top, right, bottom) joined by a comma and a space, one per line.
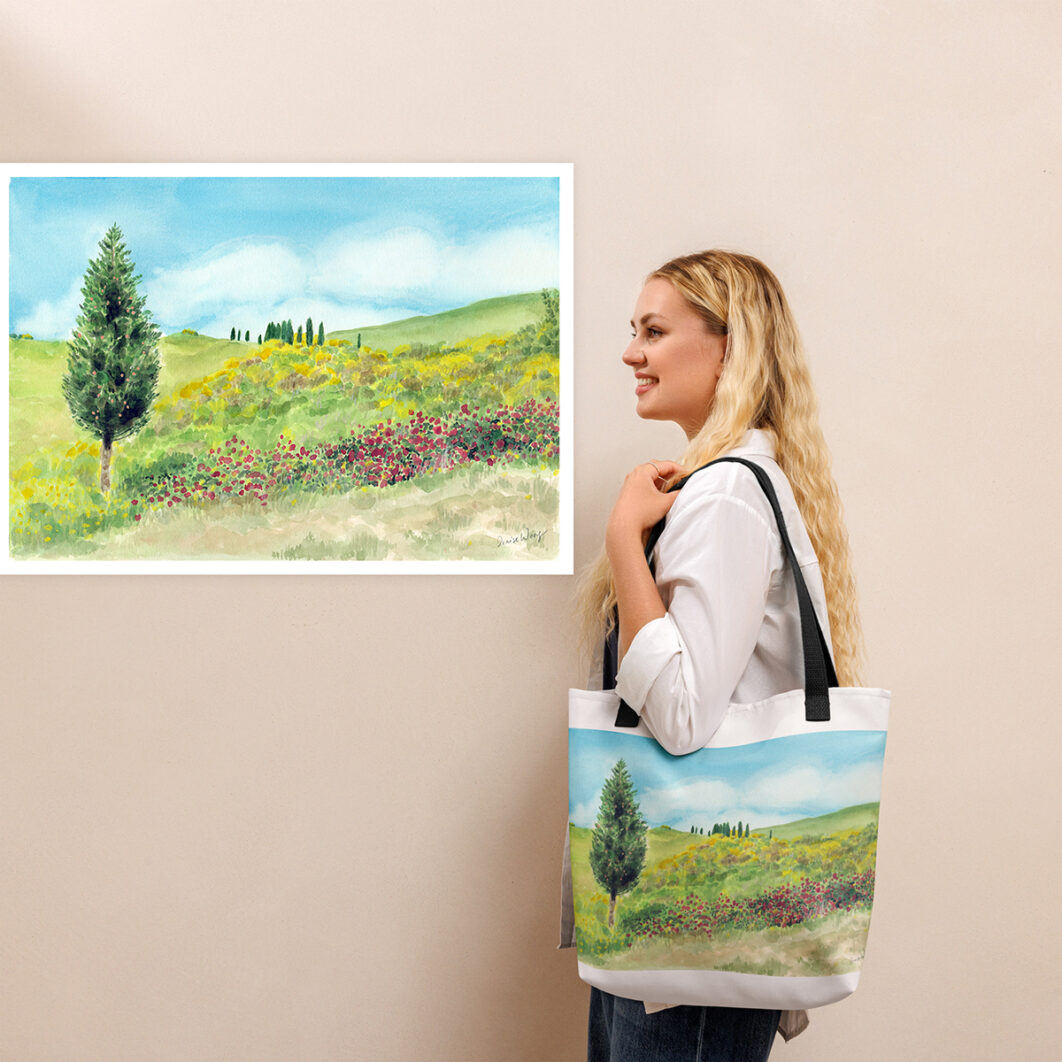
313, 223, 559, 305
639, 778, 739, 827
19, 277, 84, 340
570, 789, 603, 828
744, 761, 882, 818
146, 242, 308, 327
441, 225, 560, 303
315, 226, 444, 299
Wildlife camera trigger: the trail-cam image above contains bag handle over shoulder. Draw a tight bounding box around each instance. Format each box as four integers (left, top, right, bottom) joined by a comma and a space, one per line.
602, 456, 838, 728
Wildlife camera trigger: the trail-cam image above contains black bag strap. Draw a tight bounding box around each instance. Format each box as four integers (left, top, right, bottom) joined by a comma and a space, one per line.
603, 456, 838, 726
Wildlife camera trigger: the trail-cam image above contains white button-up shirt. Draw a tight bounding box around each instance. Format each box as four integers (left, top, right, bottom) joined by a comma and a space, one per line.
561, 427, 830, 1037
614, 427, 834, 755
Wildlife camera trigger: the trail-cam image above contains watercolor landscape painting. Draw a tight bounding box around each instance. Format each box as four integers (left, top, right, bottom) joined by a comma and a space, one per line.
3, 164, 571, 572
569, 728, 886, 976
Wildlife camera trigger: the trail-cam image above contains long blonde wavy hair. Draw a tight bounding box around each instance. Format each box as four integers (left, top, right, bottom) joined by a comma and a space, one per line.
577, 249, 866, 686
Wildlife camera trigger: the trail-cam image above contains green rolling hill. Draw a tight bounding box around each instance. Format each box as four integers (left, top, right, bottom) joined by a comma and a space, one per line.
759, 802, 879, 840
329, 290, 548, 348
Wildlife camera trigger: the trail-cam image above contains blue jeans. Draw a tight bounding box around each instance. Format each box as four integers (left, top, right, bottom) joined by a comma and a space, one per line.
588, 988, 780, 1062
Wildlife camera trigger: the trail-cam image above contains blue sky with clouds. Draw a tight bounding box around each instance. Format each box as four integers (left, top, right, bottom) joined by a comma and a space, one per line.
569, 729, 886, 832
8, 175, 560, 339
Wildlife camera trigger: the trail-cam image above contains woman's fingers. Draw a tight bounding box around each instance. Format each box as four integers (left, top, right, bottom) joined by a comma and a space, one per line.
606, 459, 690, 554
646, 459, 685, 475
643, 460, 687, 487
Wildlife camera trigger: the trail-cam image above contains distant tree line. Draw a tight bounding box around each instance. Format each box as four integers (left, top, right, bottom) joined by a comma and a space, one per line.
689, 821, 752, 837
257, 316, 326, 346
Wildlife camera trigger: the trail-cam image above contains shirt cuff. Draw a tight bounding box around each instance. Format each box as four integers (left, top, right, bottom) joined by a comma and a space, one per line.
614, 615, 683, 713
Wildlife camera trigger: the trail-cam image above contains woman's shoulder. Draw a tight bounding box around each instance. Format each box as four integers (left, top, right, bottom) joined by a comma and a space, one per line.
670, 452, 786, 525
665, 450, 817, 567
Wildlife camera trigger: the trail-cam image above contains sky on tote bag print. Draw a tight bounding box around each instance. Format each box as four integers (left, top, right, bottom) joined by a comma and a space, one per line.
569, 729, 886, 832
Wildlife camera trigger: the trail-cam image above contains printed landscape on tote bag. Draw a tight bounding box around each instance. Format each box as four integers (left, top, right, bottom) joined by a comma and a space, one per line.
569, 727, 886, 977
4, 164, 571, 572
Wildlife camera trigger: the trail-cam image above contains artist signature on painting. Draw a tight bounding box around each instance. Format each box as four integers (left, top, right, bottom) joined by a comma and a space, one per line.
496, 527, 548, 547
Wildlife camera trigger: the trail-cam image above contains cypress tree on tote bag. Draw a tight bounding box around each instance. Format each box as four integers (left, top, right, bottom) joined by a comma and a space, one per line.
62, 224, 161, 493
589, 759, 648, 929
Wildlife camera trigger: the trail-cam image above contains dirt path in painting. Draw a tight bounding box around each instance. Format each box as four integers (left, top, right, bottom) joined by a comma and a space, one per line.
80, 464, 560, 561
597, 910, 872, 977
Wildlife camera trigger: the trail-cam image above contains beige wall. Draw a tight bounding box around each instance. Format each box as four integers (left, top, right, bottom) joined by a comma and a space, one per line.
2, 2, 1059, 1059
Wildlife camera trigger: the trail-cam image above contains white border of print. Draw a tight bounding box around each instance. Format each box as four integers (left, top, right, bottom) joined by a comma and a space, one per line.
1, 162, 573, 575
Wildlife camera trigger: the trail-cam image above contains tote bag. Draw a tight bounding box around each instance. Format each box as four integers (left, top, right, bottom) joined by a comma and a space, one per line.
568, 457, 890, 1009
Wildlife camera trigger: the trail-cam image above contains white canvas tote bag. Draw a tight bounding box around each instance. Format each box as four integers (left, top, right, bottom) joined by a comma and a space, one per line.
568, 457, 890, 1009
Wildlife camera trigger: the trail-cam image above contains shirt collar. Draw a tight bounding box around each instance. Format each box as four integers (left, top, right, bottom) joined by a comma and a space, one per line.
726, 427, 776, 460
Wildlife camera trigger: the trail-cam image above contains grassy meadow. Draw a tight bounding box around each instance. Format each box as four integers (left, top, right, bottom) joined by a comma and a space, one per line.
571, 803, 879, 976
8, 292, 561, 561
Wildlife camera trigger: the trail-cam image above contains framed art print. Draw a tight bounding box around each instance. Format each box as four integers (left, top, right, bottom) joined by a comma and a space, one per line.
3, 162, 572, 573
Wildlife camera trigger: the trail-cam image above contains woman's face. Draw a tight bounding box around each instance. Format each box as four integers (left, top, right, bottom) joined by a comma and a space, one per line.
622, 277, 727, 440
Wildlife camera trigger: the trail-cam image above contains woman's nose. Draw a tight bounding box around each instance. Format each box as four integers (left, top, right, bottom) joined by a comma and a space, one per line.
622, 341, 644, 366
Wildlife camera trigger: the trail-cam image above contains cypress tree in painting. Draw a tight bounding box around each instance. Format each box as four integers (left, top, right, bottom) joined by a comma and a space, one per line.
589, 759, 647, 929
317, 321, 324, 345
62, 224, 161, 493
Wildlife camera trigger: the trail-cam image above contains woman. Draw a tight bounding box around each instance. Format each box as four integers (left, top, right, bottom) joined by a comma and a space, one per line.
563, 250, 866, 1061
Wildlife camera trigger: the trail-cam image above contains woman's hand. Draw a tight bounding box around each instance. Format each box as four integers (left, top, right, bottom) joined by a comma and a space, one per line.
605, 460, 687, 560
